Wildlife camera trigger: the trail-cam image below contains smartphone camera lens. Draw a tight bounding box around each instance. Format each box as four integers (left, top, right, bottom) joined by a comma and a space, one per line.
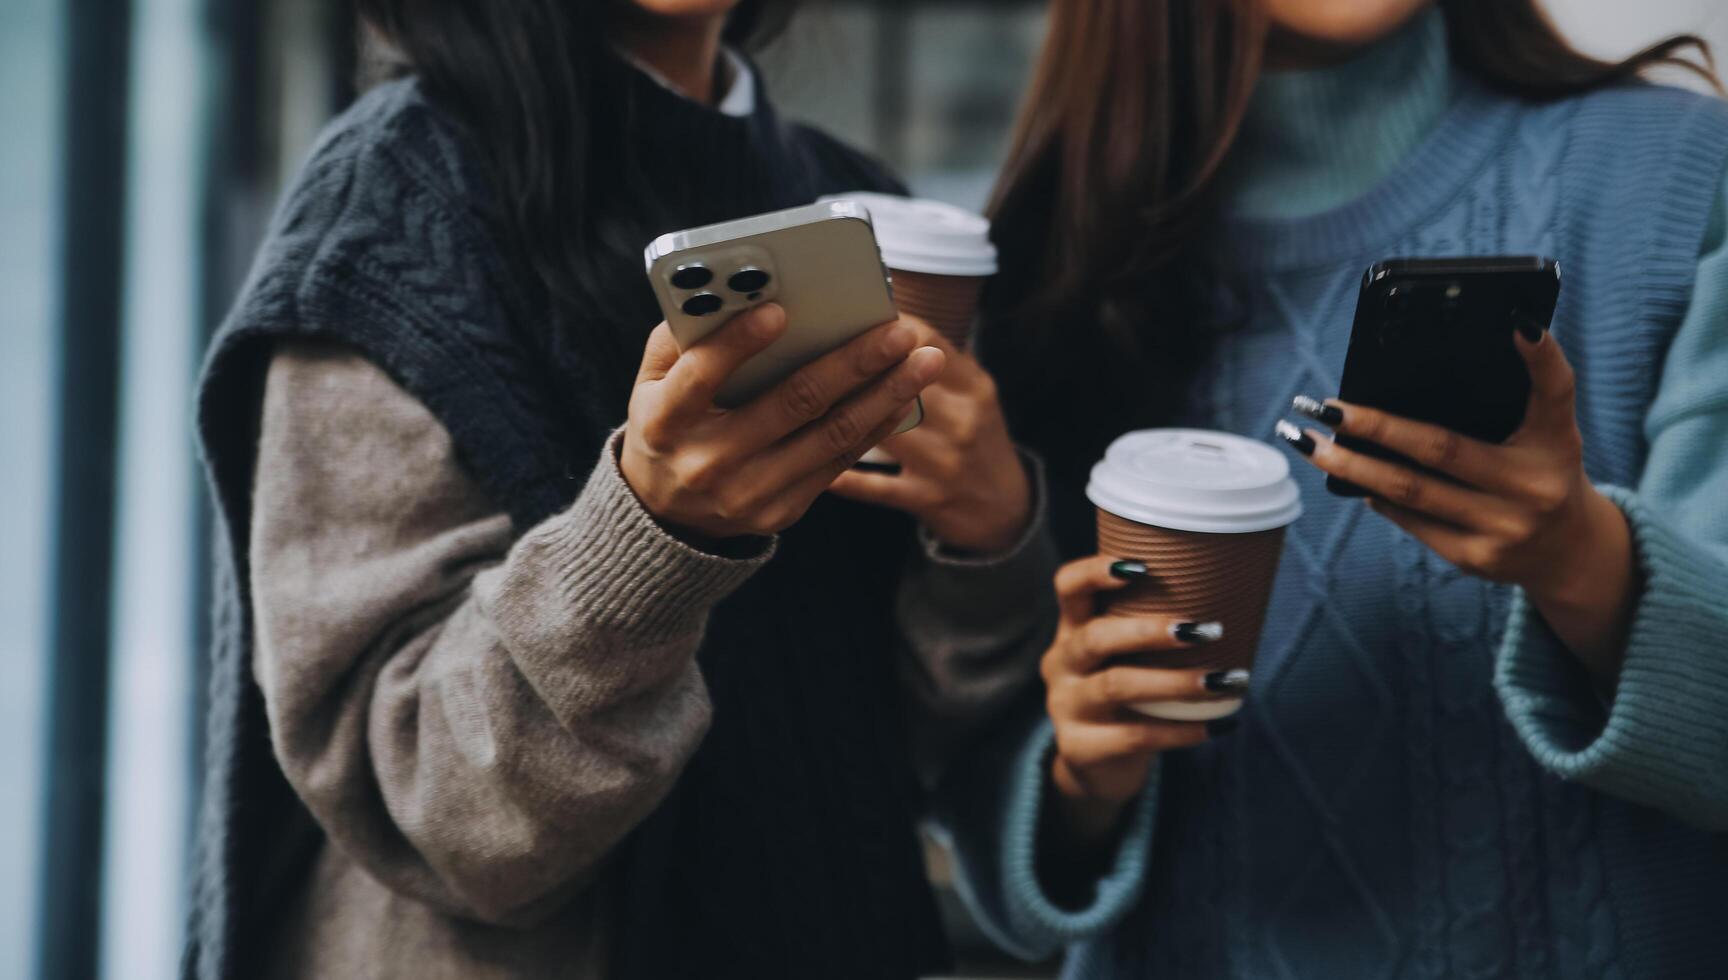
1385, 285, 1412, 315
671, 264, 713, 290
728, 267, 771, 293
681, 293, 723, 317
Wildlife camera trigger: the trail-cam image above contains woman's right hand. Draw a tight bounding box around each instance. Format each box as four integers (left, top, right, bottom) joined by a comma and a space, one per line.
621, 303, 945, 543
1042, 556, 1244, 845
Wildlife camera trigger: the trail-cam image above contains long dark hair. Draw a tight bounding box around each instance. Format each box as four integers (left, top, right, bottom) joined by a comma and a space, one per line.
984, 0, 1719, 456
354, 0, 796, 316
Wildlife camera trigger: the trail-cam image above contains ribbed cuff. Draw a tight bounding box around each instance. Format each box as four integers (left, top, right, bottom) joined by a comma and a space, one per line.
1497, 486, 1728, 827
486, 430, 774, 717
997, 721, 1160, 946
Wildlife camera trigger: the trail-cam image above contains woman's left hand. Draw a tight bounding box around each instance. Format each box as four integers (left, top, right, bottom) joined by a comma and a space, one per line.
1280, 329, 1637, 681
827, 318, 1033, 555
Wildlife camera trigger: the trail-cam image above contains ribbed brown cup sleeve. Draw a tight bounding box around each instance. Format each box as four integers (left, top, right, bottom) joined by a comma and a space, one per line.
1095, 510, 1287, 672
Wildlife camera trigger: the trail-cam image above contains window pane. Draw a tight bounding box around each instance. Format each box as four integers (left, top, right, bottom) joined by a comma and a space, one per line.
0, 2, 64, 976
97, 0, 208, 976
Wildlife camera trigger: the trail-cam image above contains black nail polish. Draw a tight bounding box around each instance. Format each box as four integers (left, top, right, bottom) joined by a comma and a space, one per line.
1203, 669, 1251, 695
1275, 420, 1316, 457
1514, 314, 1548, 344
1206, 716, 1241, 737
1173, 622, 1225, 644
1292, 395, 1344, 428
1109, 560, 1148, 580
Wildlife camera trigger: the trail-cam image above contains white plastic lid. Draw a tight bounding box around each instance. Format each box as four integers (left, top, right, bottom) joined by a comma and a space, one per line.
819, 192, 998, 277
1086, 429, 1303, 534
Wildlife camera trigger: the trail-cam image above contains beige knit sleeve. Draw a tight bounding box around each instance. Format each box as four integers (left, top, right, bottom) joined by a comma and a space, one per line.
249, 340, 771, 929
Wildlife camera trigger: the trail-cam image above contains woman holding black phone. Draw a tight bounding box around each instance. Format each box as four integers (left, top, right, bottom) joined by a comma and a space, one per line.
188, 1, 1049, 978
943, 0, 1728, 976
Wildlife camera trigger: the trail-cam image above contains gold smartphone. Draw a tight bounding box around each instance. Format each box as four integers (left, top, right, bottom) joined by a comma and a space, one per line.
644, 200, 922, 431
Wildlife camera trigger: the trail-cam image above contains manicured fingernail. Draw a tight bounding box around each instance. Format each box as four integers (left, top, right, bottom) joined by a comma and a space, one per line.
1203, 669, 1251, 695
1206, 716, 1240, 737
1514, 314, 1547, 343
1275, 420, 1316, 457
1173, 621, 1224, 644
1109, 560, 1148, 580
1292, 395, 1344, 428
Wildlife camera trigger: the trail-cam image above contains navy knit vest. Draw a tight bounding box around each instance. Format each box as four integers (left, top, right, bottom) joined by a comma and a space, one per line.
988, 81, 1728, 979
191, 65, 948, 979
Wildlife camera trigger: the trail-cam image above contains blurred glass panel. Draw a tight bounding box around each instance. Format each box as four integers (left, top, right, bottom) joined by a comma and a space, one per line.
97, 0, 210, 976
762, 1, 1046, 211
0, 2, 64, 977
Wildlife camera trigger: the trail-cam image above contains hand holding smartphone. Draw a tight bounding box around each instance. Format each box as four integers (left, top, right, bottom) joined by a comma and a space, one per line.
619, 202, 943, 543
645, 200, 921, 432
1327, 256, 1561, 496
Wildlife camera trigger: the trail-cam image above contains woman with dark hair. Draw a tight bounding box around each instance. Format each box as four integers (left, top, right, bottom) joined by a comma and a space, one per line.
944, 0, 1728, 976
188, 1, 1047, 978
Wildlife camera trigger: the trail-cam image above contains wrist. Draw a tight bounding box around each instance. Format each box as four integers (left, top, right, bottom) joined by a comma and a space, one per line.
1050, 757, 1133, 847
933, 450, 1035, 554
1521, 487, 1637, 685
1524, 487, 1630, 611
616, 434, 764, 557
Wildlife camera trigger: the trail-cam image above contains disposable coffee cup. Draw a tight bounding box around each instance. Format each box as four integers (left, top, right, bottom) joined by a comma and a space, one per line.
1086, 429, 1303, 721
820, 191, 996, 348
821, 192, 997, 465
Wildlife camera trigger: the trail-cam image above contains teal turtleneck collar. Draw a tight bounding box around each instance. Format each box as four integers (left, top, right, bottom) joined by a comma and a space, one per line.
1226, 6, 1454, 221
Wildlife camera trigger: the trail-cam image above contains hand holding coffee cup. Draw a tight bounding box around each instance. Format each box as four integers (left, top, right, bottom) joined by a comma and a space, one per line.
1086, 429, 1302, 719
819, 193, 1030, 553
1045, 430, 1300, 845
828, 315, 1030, 553
1041, 553, 1252, 846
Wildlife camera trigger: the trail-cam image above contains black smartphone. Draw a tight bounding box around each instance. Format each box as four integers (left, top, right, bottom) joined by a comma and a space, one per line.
1327, 256, 1562, 497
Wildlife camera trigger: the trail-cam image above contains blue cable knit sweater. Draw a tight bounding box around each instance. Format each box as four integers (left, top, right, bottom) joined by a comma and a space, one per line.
943, 12, 1728, 979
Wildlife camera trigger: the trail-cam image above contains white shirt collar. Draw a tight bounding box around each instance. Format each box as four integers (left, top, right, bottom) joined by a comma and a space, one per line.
619, 46, 756, 119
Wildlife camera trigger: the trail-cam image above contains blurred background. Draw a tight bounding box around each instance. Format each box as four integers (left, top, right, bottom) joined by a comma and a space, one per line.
2, 1, 1723, 978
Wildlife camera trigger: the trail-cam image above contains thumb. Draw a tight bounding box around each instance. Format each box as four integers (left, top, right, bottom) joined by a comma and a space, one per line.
1514, 327, 1577, 433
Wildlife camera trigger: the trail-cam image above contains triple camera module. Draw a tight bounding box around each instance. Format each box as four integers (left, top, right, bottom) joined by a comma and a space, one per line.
674, 262, 774, 317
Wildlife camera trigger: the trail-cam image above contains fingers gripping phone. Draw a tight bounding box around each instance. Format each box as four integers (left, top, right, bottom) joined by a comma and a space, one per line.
1328, 256, 1562, 497
644, 200, 922, 431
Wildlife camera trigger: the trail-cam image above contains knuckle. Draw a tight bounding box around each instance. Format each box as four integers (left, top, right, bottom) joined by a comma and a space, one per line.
1390, 470, 1425, 507
951, 406, 984, 447
1040, 651, 1062, 686
675, 451, 724, 493
863, 326, 905, 373
1552, 371, 1578, 405
779, 371, 828, 424
1054, 566, 1078, 596
891, 362, 931, 400
711, 485, 756, 524
1096, 668, 1126, 704
822, 408, 867, 456
1076, 620, 1106, 657
1424, 428, 1463, 470
973, 371, 1000, 403
1356, 410, 1387, 442
1132, 726, 1170, 753
634, 415, 676, 454
1525, 476, 1569, 514
1497, 514, 1536, 543
1463, 540, 1502, 575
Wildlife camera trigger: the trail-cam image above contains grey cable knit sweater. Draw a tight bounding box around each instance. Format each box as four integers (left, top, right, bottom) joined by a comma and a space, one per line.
247, 341, 1058, 978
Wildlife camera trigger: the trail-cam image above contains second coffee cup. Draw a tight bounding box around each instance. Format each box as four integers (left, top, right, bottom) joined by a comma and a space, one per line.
820, 191, 997, 349
1087, 429, 1303, 721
